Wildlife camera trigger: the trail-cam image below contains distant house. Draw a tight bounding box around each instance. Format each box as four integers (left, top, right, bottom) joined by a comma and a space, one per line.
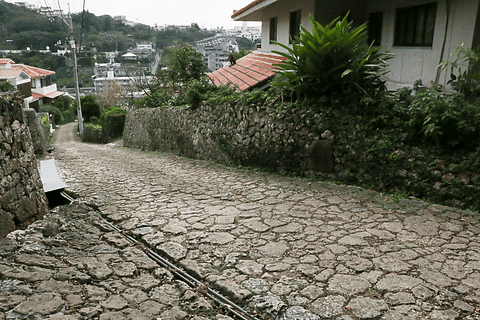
221, 0, 480, 91
0, 58, 66, 109
0, 59, 32, 105
126, 43, 155, 61
122, 52, 138, 60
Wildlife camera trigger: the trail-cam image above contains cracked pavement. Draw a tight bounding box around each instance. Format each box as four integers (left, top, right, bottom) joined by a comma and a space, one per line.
1, 122, 480, 320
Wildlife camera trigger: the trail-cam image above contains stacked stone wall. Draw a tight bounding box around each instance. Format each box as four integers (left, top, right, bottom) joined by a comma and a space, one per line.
0, 97, 48, 237
123, 102, 334, 175
123, 101, 480, 210
23, 108, 47, 155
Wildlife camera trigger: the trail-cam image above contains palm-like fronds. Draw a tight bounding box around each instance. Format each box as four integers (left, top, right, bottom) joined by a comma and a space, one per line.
272, 14, 392, 98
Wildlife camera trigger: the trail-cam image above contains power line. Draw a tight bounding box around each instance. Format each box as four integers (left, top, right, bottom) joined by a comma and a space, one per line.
79, 0, 86, 50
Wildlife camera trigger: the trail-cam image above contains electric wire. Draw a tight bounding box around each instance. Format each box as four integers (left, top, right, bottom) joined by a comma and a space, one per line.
79, 0, 86, 51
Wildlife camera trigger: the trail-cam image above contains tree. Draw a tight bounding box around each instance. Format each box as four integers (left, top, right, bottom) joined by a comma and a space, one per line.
0, 82, 14, 92
80, 95, 101, 123
97, 80, 124, 109
162, 43, 206, 84
52, 95, 73, 112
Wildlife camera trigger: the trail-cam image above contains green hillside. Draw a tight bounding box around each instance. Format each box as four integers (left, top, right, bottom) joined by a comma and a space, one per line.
0, 1, 215, 51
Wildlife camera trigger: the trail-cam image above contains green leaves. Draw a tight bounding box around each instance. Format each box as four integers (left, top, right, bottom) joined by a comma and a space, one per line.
272, 14, 391, 99
442, 44, 480, 99
403, 86, 480, 149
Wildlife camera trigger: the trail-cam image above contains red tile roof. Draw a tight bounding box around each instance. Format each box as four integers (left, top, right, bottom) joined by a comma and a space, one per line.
232, 0, 267, 18
0, 58, 15, 65
208, 51, 287, 91
12, 64, 55, 78
31, 92, 43, 100
32, 91, 65, 100
0, 69, 23, 78
44, 91, 65, 99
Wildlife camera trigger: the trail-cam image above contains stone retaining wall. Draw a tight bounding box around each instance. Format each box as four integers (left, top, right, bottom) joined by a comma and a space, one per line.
0, 97, 48, 237
123, 102, 334, 175
23, 108, 47, 155
123, 101, 480, 210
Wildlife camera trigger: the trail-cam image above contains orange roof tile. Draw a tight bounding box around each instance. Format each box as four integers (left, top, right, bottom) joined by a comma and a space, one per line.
208, 51, 287, 91
44, 91, 65, 99
12, 64, 55, 78
32, 91, 66, 100
0, 69, 23, 78
0, 58, 15, 65
31, 92, 43, 100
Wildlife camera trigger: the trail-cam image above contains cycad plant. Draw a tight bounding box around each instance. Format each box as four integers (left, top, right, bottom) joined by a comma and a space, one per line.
272, 14, 392, 98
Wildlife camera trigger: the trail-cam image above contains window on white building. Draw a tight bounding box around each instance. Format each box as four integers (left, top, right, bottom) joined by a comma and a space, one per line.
289, 10, 301, 44
394, 2, 437, 47
368, 12, 383, 46
270, 17, 278, 44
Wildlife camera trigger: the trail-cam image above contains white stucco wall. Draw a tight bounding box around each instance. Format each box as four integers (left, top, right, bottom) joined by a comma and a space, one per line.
367, 0, 479, 90
32, 83, 57, 96
259, 0, 315, 53
238, 0, 479, 89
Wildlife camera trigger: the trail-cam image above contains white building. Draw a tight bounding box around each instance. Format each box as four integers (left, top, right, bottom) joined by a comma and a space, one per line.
231, 0, 480, 90
0, 58, 66, 109
93, 60, 152, 98
194, 36, 240, 71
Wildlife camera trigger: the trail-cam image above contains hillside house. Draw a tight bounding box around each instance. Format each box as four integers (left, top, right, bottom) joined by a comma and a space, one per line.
212, 0, 480, 91
0, 58, 65, 109
0, 59, 31, 105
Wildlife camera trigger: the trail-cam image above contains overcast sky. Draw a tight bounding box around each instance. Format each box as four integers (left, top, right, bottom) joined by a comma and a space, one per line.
5, 0, 260, 29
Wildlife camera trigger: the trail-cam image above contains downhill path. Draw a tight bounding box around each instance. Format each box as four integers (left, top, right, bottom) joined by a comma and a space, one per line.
29, 122, 480, 318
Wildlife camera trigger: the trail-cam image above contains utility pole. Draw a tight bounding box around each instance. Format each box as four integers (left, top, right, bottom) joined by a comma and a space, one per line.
59, 8, 84, 138
69, 16, 84, 137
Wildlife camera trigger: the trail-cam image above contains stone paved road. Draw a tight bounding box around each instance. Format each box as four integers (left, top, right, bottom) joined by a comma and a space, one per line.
3, 122, 480, 320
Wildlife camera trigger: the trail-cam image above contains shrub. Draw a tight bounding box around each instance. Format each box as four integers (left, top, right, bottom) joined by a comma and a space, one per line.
441, 44, 480, 99
397, 82, 480, 150
62, 105, 77, 123
83, 123, 103, 143
272, 14, 392, 99
81, 95, 101, 123
100, 106, 129, 122
39, 113, 51, 142
0, 82, 14, 92
39, 105, 63, 126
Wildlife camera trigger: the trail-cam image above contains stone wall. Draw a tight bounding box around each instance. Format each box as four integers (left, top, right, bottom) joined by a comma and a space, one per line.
23, 108, 47, 156
0, 97, 48, 238
123, 102, 334, 175
123, 101, 480, 210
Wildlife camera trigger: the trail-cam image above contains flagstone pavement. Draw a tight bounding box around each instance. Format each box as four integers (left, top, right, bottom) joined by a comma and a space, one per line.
1, 122, 480, 320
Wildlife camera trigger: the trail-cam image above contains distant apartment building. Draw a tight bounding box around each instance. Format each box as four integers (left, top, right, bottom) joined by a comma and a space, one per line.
0, 58, 66, 110
220, 23, 262, 41
194, 36, 240, 72
92, 59, 152, 98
